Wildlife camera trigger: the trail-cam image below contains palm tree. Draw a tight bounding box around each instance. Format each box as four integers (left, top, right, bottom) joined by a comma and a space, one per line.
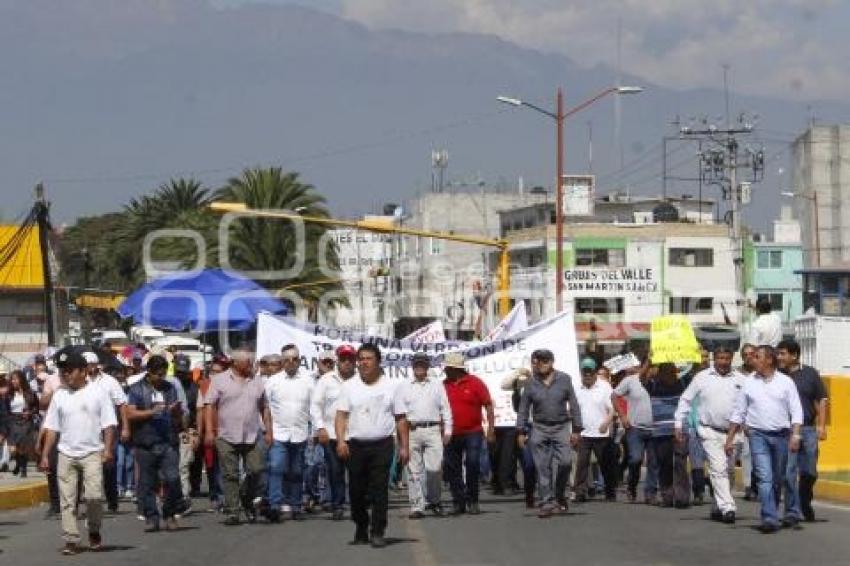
214, 167, 346, 316
120, 178, 215, 284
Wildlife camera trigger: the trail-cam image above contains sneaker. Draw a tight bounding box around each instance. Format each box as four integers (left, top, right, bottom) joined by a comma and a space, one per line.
62, 543, 80, 556
467, 502, 481, 515
782, 517, 803, 530
710, 510, 724, 522
431, 504, 445, 517
350, 528, 370, 545
370, 533, 387, 549
556, 499, 569, 513
175, 498, 193, 518
722, 511, 736, 524
88, 532, 103, 551
165, 517, 180, 531
758, 523, 779, 534
538, 506, 553, 519
802, 506, 816, 522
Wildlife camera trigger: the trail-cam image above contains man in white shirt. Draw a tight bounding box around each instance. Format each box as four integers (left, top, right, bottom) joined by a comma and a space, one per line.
748, 297, 783, 347
397, 352, 453, 518
674, 346, 745, 524
39, 352, 117, 556
263, 344, 313, 522
310, 344, 357, 520
335, 343, 409, 549
84, 351, 127, 513
573, 358, 616, 503
725, 345, 803, 534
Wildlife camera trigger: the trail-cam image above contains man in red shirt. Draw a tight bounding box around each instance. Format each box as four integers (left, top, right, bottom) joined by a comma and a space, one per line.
442, 352, 495, 516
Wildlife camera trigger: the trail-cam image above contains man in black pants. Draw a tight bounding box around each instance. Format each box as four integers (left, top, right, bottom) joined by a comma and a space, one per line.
335, 344, 409, 549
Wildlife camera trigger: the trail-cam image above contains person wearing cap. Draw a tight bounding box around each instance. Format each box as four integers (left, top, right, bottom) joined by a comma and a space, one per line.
84, 351, 128, 514
39, 351, 117, 555
173, 354, 201, 507
263, 344, 313, 522
125, 355, 185, 532
304, 350, 336, 512
516, 349, 582, 518
612, 354, 655, 504
442, 351, 494, 516
573, 357, 617, 503
310, 344, 357, 521
397, 352, 453, 518
335, 343, 409, 548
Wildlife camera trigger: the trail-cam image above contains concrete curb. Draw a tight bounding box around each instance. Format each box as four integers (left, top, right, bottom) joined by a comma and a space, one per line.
815, 479, 850, 504
0, 480, 49, 511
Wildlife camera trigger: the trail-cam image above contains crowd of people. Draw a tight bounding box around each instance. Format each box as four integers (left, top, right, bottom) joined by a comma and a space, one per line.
0, 327, 829, 554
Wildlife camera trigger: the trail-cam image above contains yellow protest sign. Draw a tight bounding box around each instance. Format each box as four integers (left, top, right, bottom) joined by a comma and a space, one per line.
650, 315, 702, 364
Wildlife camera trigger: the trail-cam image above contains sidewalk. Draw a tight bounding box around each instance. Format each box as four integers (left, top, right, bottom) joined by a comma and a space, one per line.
0, 464, 49, 511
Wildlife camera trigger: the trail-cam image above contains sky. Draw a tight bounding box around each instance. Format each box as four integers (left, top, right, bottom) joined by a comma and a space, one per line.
219, 0, 850, 102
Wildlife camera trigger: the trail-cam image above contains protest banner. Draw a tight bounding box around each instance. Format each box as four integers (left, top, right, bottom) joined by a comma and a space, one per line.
649, 315, 702, 364
484, 301, 528, 342
603, 352, 640, 374
256, 310, 580, 427
402, 319, 447, 344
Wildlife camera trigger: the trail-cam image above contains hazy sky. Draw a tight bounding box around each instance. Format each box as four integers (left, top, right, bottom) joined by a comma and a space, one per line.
221, 0, 850, 101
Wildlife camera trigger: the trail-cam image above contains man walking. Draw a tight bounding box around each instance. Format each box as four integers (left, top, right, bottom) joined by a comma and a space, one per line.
726, 346, 803, 534
612, 356, 654, 504
264, 344, 313, 522
397, 352, 453, 518
777, 339, 828, 523
125, 355, 185, 532
443, 351, 495, 516
674, 346, 745, 524
311, 344, 357, 520
204, 347, 270, 525
573, 358, 616, 503
39, 351, 117, 555
173, 355, 201, 507
749, 297, 783, 347
517, 349, 582, 518
335, 344, 409, 548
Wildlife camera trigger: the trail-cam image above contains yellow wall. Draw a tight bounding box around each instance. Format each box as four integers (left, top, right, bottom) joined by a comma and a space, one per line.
820, 375, 850, 472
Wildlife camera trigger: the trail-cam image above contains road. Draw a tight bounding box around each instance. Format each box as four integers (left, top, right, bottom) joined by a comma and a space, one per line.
2, 489, 849, 565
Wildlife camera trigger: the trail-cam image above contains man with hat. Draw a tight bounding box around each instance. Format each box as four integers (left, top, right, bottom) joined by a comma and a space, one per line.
442, 351, 494, 516
173, 354, 201, 506
84, 351, 127, 514
397, 352, 453, 518
39, 351, 117, 555
310, 344, 357, 520
516, 349, 582, 518
573, 357, 617, 503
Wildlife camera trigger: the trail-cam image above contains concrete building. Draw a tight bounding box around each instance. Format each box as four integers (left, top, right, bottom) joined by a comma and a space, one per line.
791, 124, 850, 268
746, 206, 803, 332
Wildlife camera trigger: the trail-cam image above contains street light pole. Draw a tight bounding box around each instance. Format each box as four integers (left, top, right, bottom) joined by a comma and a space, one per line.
555, 88, 565, 312
781, 190, 820, 267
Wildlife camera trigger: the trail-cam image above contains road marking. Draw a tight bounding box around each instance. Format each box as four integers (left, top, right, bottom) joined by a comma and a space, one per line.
814, 500, 850, 513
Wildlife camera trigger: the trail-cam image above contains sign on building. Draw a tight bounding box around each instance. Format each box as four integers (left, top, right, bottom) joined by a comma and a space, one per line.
562, 174, 594, 216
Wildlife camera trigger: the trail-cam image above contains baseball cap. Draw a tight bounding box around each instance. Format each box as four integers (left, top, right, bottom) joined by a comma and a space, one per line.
411, 352, 430, 366
443, 351, 466, 370
336, 344, 357, 359
56, 351, 88, 371
82, 351, 100, 365
580, 357, 598, 371
34, 354, 46, 364
174, 355, 191, 373
318, 350, 337, 362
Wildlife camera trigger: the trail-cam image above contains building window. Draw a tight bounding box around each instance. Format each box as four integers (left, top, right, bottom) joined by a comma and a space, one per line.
756, 293, 784, 312
669, 248, 713, 267
575, 248, 626, 267
429, 237, 442, 255
757, 250, 783, 269
669, 297, 713, 314
575, 297, 625, 314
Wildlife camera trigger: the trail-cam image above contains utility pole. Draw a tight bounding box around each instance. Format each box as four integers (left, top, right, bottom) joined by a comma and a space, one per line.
678, 116, 764, 336
34, 183, 57, 347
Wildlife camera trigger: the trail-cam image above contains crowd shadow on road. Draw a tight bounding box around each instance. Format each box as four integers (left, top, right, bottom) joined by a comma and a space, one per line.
0, 521, 25, 527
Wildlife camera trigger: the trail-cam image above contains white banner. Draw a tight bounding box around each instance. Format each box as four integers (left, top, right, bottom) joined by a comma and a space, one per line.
402, 320, 447, 344
256, 310, 580, 427
484, 302, 528, 342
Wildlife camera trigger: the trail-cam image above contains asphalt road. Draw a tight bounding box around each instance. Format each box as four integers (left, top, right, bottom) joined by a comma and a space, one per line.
2, 489, 849, 566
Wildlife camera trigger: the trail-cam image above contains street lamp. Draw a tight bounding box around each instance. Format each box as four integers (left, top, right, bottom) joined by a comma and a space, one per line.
498, 85, 643, 312
781, 190, 820, 267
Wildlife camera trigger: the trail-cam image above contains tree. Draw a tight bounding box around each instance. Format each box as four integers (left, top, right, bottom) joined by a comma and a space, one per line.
214, 167, 346, 316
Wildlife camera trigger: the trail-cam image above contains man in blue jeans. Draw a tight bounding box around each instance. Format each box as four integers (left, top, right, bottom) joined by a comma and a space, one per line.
125, 355, 185, 532
726, 345, 803, 534
443, 352, 495, 516
612, 356, 655, 504
777, 339, 828, 523
263, 344, 313, 522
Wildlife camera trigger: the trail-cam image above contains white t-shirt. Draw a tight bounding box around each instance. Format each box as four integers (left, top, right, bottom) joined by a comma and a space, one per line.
749, 312, 783, 347
310, 371, 347, 440
575, 380, 614, 438
43, 383, 118, 458
265, 370, 313, 443
336, 375, 406, 441
89, 372, 128, 407
10, 392, 26, 414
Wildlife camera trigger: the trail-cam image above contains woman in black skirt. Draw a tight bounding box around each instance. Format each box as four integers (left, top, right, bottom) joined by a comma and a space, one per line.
6, 370, 39, 477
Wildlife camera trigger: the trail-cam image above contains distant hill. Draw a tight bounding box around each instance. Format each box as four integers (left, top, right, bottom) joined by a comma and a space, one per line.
2, 0, 848, 231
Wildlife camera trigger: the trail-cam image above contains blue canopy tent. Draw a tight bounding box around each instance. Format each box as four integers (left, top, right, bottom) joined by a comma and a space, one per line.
117, 268, 288, 332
